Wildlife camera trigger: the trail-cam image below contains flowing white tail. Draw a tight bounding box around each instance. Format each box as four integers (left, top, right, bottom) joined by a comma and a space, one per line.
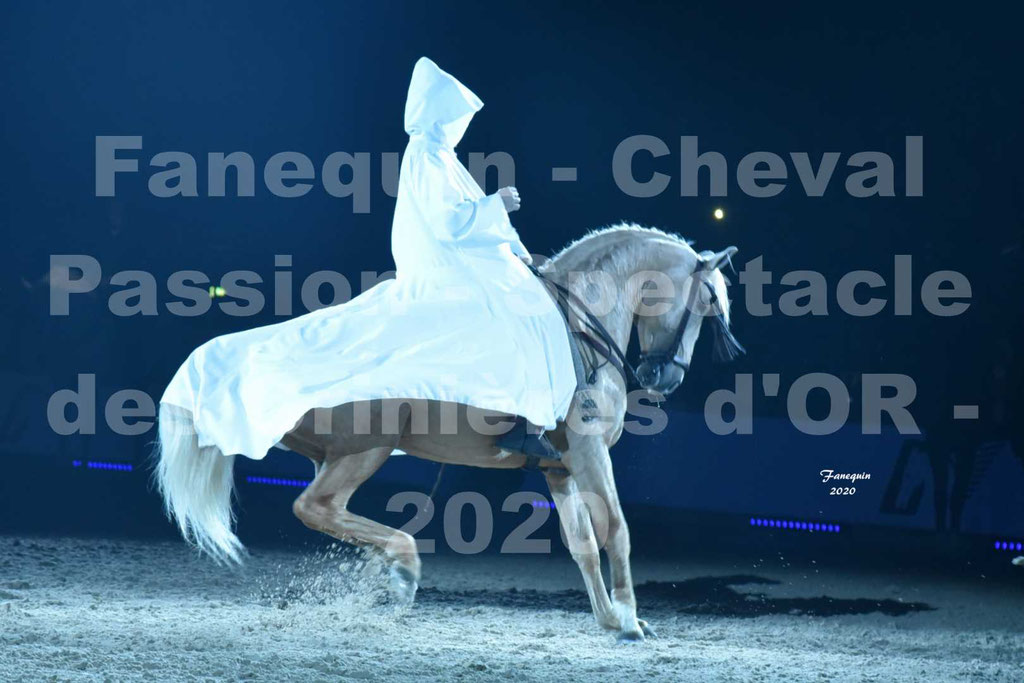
154, 404, 245, 564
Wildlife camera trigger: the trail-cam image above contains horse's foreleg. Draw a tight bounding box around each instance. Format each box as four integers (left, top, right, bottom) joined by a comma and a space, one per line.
291, 447, 420, 604
543, 469, 619, 632
563, 438, 649, 641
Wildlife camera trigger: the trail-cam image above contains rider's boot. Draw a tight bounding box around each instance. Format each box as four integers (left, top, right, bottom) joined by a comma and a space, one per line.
496, 416, 561, 460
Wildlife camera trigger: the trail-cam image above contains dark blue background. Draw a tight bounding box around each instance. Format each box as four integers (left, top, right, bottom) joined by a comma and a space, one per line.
1, 2, 1021, 555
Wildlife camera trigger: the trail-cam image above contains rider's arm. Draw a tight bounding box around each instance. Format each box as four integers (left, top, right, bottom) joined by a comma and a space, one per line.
412, 150, 529, 256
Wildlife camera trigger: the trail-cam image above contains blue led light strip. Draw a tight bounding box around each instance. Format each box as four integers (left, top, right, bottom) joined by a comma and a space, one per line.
71, 460, 133, 472
749, 517, 840, 533
993, 540, 1023, 552
245, 475, 311, 488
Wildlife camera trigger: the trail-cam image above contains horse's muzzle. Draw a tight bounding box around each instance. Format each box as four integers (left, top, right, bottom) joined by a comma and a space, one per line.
635, 361, 684, 394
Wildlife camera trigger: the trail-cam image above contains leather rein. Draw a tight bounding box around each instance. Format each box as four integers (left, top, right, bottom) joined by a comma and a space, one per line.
528, 264, 634, 386
529, 261, 715, 388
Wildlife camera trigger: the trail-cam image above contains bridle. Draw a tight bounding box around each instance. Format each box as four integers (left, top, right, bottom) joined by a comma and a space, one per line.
530, 259, 735, 388
636, 260, 716, 375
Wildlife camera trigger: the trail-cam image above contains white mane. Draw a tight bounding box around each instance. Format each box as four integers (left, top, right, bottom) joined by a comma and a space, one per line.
546, 222, 732, 324
547, 222, 694, 265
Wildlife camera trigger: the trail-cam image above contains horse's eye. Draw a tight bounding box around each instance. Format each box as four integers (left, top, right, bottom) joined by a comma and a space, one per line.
639, 280, 670, 307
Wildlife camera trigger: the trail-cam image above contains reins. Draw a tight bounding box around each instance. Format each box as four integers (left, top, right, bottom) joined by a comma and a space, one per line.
528, 264, 637, 387
530, 258, 743, 387
634, 260, 710, 374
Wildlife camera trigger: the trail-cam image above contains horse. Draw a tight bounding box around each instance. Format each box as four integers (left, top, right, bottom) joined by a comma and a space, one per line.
154, 223, 742, 642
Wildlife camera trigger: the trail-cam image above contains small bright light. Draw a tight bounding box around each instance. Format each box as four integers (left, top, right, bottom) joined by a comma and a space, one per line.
713, 208, 725, 220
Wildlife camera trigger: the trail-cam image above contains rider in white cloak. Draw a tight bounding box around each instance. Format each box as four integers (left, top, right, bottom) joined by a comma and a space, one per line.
160, 57, 578, 459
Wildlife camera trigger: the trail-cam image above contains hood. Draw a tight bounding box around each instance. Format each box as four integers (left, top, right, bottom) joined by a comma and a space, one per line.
403, 57, 483, 148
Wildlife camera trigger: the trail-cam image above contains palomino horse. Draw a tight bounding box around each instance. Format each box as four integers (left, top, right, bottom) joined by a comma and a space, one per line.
155, 224, 741, 642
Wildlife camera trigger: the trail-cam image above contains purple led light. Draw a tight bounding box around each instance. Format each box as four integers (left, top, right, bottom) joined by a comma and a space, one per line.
992, 540, 1023, 551
245, 476, 310, 488
751, 517, 841, 533
82, 460, 133, 472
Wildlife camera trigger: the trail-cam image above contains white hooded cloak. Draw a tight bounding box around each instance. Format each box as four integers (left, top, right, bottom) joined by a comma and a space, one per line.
160, 57, 577, 459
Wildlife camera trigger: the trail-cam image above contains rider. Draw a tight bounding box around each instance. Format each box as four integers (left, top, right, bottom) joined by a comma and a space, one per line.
393, 57, 580, 458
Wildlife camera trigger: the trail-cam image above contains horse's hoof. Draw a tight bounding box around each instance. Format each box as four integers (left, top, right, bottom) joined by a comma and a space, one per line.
388, 564, 418, 607
616, 629, 645, 644
638, 619, 658, 638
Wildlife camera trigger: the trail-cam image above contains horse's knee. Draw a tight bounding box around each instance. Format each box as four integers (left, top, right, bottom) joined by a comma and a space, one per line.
572, 550, 601, 573
563, 515, 600, 555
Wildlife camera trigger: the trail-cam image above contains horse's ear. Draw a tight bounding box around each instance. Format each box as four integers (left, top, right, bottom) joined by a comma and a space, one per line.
702, 246, 738, 271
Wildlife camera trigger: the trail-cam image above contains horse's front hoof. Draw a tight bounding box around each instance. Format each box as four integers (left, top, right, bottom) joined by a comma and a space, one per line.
616, 629, 645, 644
388, 564, 418, 607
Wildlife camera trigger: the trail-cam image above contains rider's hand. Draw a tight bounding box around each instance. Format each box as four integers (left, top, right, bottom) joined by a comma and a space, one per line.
497, 186, 521, 213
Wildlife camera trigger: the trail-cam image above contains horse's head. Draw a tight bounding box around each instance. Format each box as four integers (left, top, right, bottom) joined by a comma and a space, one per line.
634, 246, 743, 394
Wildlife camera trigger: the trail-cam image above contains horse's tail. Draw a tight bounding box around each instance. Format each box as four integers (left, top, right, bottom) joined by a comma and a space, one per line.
154, 403, 245, 564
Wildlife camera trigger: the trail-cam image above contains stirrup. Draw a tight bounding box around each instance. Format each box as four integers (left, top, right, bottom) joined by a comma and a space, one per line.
496, 417, 561, 463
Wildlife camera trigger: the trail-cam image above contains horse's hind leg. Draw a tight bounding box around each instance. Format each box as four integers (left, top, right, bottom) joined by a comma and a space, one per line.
291, 446, 421, 605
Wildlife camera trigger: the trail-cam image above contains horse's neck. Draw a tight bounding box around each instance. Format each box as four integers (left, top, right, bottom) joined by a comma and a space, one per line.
548, 234, 672, 352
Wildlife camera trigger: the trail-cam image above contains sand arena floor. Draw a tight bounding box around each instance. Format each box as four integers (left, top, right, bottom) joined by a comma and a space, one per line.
1, 535, 1022, 682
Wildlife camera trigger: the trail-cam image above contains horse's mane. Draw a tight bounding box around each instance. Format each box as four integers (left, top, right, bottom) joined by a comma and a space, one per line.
546, 222, 694, 265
